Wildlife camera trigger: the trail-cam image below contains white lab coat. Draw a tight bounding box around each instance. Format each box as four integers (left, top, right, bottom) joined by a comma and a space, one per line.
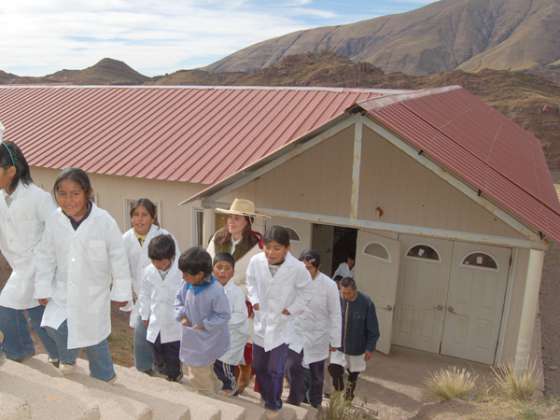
138, 262, 183, 344
123, 225, 177, 327
247, 252, 312, 352
207, 236, 261, 296
35, 204, 132, 349
289, 272, 342, 365
219, 280, 249, 365
0, 183, 56, 309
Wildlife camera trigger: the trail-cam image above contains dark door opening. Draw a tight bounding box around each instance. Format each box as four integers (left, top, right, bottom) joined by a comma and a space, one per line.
312, 224, 357, 277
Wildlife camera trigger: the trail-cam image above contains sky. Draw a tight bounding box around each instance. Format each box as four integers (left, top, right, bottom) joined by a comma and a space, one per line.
0, 0, 437, 77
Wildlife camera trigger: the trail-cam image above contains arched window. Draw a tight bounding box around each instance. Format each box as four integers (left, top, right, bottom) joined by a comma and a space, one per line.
285, 227, 300, 242
363, 243, 390, 261
462, 252, 498, 270
406, 244, 440, 261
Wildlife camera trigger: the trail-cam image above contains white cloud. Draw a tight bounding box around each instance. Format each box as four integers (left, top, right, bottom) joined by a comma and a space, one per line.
0, 0, 323, 76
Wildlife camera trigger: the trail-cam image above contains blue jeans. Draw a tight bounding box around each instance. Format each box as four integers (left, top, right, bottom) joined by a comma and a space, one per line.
45, 320, 115, 382
134, 316, 154, 372
0, 305, 59, 361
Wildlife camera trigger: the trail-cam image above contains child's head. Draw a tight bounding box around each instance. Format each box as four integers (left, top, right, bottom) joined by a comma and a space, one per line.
130, 198, 158, 236
213, 253, 235, 286
148, 234, 176, 272
299, 249, 321, 277
263, 225, 290, 265
53, 168, 92, 219
178, 247, 213, 285
0, 141, 32, 193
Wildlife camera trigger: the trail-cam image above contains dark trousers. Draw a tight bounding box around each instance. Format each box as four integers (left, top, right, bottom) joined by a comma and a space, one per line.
328, 363, 360, 400
286, 349, 326, 408
151, 335, 181, 381
252, 343, 289, 411
213, 359, 237, 391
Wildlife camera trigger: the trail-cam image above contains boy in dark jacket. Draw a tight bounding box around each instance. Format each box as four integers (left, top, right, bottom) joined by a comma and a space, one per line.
328, 277, 379, 400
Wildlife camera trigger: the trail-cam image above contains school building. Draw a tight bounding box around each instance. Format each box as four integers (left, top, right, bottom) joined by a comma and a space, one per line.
1, 85, 558, 372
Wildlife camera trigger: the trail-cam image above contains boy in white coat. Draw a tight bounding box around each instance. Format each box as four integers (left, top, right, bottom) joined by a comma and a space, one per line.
139, 234, 183, 381
212, 253, 249, 395
0, 137, 59, 364
35, 168, 132, 382
247, 225, 312, 418
286, 250, 341, 408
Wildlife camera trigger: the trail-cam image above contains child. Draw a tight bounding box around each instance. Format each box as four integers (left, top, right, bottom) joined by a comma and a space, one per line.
212, 253, 249, 396
176, 247, 231, 394
0, 135, 59, 365
34, 168, 132, 382
122, 198, 178, 374
247, 225, 312, 417
138, 234, 182, 381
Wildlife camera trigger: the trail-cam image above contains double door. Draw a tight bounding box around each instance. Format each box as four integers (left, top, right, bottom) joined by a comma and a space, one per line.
393, 235, 511, 364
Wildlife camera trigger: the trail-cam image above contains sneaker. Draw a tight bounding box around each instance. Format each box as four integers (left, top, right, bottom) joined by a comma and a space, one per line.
107, 374, 118, 385
264, 409, 281, 419
48, 358, 60, 368
60, 363, 77, 375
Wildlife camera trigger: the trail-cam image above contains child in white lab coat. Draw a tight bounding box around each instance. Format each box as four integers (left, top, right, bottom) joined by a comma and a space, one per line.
247, 225, 312, 417
212, 253, 249, 396
35, 168, 132, 382
138, 234, 183, 381
122, 198, 178, 374
0, 133, 59, 364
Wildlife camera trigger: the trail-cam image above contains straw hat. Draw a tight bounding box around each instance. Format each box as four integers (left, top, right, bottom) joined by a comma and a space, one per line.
216, 198, 269, 218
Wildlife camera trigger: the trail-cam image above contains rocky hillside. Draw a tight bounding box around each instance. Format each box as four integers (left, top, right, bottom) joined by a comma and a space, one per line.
206, 0, 560, 76
156, 52, 560, 170
0, 58, 149, 85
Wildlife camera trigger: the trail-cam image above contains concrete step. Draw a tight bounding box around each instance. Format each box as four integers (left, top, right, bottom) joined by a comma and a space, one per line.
32, 355, 152, 420
122, 365, 246, 420
237, 387, 314, 420
34, 355, 187, 420
0, 392, 31, 420
0, 359, 100, 420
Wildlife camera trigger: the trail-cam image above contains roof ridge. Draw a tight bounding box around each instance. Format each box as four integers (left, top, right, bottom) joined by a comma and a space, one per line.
0, 85, 403, 94
357, 85, 463, 111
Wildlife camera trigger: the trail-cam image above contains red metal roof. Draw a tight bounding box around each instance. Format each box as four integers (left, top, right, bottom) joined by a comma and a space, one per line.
360, 87, 560, 243
0, 86, 381, 185
1, 85, 558, 243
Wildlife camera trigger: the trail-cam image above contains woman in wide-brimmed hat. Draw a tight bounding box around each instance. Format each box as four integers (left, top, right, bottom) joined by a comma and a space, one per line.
207, 198, 267, 395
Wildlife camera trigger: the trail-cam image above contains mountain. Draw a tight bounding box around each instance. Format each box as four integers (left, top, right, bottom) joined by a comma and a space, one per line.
206, 0, 560, 75
0, 58, 149, 85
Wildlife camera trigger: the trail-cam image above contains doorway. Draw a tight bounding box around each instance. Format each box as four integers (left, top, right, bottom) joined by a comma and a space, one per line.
311, 224, 357, 276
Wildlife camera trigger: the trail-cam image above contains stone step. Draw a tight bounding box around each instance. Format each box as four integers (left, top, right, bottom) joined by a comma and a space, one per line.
0, 359, 100, 420
237, 387, 314, 420
122, 365, 246, 420
34, 354, 187, 420
0, 392, 32, 420
32, 355, 152, 420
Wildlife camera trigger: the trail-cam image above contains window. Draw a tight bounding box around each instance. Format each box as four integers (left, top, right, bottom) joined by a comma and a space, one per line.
363, 243, 390, 261
285, 227, 300, 242
406, 244, 440, 261
123, 199, 162, 231
462, 252, 498, 270
193, 209, 204, 247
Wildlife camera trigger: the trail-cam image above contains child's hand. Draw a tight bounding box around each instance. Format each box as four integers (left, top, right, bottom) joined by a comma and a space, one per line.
253, 303, 260, 311
38, 298, 49, 306
180, 317, 191, 327
143, 320, 149, 328
281, 308, 290, 315
193, 324, 205, 331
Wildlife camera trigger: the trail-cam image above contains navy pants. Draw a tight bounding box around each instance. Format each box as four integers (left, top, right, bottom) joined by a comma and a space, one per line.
151, 335, 181, 381
252, 343, 288, 411
286, 349, 326, 408
213, 359, 237, 391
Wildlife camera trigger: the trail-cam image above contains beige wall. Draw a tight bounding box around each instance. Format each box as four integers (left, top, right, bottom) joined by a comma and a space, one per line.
229, 125, 526, 240
32, 167, 205, 251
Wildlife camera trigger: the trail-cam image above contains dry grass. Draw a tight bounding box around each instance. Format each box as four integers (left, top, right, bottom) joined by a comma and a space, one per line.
492, 363, 539, 401
318, 392, 377, 420
425, 367, 478, 401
